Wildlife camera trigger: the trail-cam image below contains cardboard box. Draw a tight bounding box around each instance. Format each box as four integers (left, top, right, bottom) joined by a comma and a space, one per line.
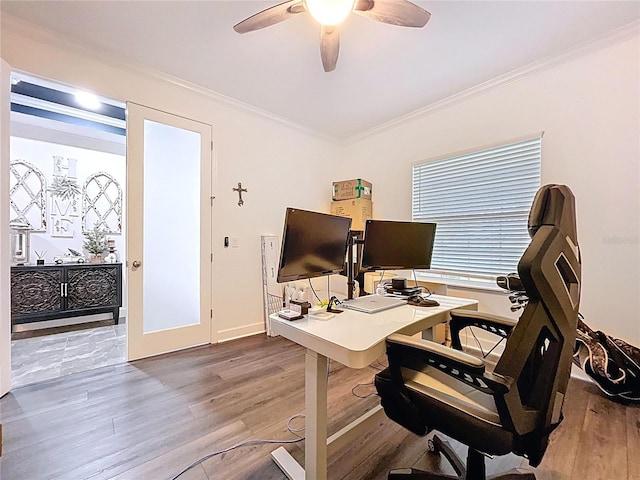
332, 179, 372, 201
330, 199, 373, 231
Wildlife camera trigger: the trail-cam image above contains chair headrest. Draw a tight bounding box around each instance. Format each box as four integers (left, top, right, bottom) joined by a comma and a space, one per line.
528, 184, 578, 243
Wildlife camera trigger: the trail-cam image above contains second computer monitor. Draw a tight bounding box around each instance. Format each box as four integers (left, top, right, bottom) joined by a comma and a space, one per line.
360, 220, 436, 271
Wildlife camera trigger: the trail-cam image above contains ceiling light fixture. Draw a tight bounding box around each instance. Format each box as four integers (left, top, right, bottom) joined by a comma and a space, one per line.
305, 0, 354, 26
234, 0, 430, 72
74, 91, 102, 111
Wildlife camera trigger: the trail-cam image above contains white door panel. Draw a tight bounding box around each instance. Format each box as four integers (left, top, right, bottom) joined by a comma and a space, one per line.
126, 103, 212, 361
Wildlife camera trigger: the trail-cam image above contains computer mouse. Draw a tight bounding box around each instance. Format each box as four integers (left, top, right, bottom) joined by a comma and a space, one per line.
407, 295, 440, 307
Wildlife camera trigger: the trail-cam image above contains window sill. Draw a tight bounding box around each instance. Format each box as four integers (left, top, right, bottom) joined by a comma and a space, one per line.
414, 272, 505, 294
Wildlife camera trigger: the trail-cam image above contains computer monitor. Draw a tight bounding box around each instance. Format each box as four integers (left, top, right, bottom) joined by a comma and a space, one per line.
360, 220, 436, 271
277, 208, 352, 283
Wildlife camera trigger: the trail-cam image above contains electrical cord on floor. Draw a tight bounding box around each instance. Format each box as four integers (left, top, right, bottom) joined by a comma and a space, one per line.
351, 361, 388, 399
351, 380, 379, 399
286, 413, 306, 438
371, 358, 388, 371
169, 414, 306, 480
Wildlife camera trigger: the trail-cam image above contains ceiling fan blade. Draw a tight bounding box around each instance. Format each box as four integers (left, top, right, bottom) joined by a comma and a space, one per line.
354, 0, 431, 28
234, 0, 305, 34
320, 25, 340, 72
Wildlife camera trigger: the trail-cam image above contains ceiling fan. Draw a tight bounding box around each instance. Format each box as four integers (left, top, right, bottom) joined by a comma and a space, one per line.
234, 0, 431, 72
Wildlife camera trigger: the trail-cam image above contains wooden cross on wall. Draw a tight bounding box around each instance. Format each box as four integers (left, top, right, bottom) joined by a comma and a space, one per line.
233, 182, 248, 207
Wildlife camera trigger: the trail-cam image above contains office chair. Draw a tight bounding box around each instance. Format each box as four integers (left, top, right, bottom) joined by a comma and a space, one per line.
375, 184, 581, 480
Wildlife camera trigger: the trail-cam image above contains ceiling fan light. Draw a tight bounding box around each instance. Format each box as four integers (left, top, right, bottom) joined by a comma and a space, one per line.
305, 0, 354, 26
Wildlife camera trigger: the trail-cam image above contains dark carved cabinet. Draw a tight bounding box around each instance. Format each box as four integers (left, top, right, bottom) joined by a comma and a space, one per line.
11, 263, 122, 327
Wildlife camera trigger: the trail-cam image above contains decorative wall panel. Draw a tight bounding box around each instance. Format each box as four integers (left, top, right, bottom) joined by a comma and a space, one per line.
82, 172, 122, 234
9, 160, 47, 232
50, 156, 80, 237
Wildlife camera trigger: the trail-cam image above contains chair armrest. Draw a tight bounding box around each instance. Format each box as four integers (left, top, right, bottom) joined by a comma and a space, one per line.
388, 333, 484, 371
449, 309, 517, 350
386, 333, 512, 395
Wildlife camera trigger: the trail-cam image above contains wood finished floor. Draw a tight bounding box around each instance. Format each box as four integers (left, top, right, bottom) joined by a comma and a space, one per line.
0, 333, 638, 480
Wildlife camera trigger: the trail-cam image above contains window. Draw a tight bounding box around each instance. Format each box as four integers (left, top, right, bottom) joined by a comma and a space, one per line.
412, 136, 541, 278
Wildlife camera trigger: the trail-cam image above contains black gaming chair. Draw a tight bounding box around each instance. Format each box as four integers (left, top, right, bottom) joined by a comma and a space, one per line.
375, 184, 581, 480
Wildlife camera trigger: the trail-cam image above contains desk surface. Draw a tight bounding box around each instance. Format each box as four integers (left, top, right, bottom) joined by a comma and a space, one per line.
270, 294, 478, 368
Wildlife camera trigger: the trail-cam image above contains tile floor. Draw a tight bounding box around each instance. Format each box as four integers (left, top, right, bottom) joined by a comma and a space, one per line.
11, 323, 126, 388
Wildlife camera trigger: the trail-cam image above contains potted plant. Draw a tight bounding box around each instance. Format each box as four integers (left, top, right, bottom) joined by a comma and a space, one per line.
83, 224, 108, 263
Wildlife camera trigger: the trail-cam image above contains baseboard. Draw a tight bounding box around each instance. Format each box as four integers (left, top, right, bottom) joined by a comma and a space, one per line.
216, 322, 265, 343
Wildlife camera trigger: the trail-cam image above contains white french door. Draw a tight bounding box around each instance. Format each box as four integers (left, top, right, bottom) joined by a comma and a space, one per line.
126, 103, 212, 361
0, 59, 12, 396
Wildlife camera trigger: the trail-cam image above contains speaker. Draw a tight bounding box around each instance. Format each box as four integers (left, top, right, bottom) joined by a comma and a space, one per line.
391, 278, 407, 290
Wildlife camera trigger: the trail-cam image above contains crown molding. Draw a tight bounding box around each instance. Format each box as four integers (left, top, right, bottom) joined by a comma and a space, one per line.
345, 20, 640, 145
3, 13, 638, 147
1, 13, 339, 145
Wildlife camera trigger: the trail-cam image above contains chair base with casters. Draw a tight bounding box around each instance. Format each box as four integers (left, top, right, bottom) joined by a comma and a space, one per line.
388, 435, 536, 480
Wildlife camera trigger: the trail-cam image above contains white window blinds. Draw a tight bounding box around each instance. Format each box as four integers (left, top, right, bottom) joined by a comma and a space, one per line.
412, 136, 541, 277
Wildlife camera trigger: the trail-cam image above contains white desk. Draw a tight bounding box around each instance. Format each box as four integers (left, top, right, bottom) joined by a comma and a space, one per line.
269, 294, 479, 480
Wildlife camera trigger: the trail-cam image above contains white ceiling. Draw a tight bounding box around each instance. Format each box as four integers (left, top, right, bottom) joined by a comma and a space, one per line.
2, 1, 639, 142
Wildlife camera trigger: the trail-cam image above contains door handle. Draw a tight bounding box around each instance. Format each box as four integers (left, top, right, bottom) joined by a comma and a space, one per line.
132, 260, 141, 268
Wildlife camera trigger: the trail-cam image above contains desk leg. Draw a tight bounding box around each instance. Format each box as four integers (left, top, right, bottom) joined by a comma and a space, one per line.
421, 302, 479, 344
305, 349, 328, 480
271, 348, 328, 479
421, 312, 449, 343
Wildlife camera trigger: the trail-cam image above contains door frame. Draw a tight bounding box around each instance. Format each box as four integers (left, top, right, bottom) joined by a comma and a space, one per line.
126, 103, 214, 361
1, 59, 13, 396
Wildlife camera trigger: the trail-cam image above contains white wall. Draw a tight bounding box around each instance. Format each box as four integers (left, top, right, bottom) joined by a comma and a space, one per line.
1, 16, 342, 342
341, 34, 640, 344
2, 16, 638, 347
9, 136, 126, 262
